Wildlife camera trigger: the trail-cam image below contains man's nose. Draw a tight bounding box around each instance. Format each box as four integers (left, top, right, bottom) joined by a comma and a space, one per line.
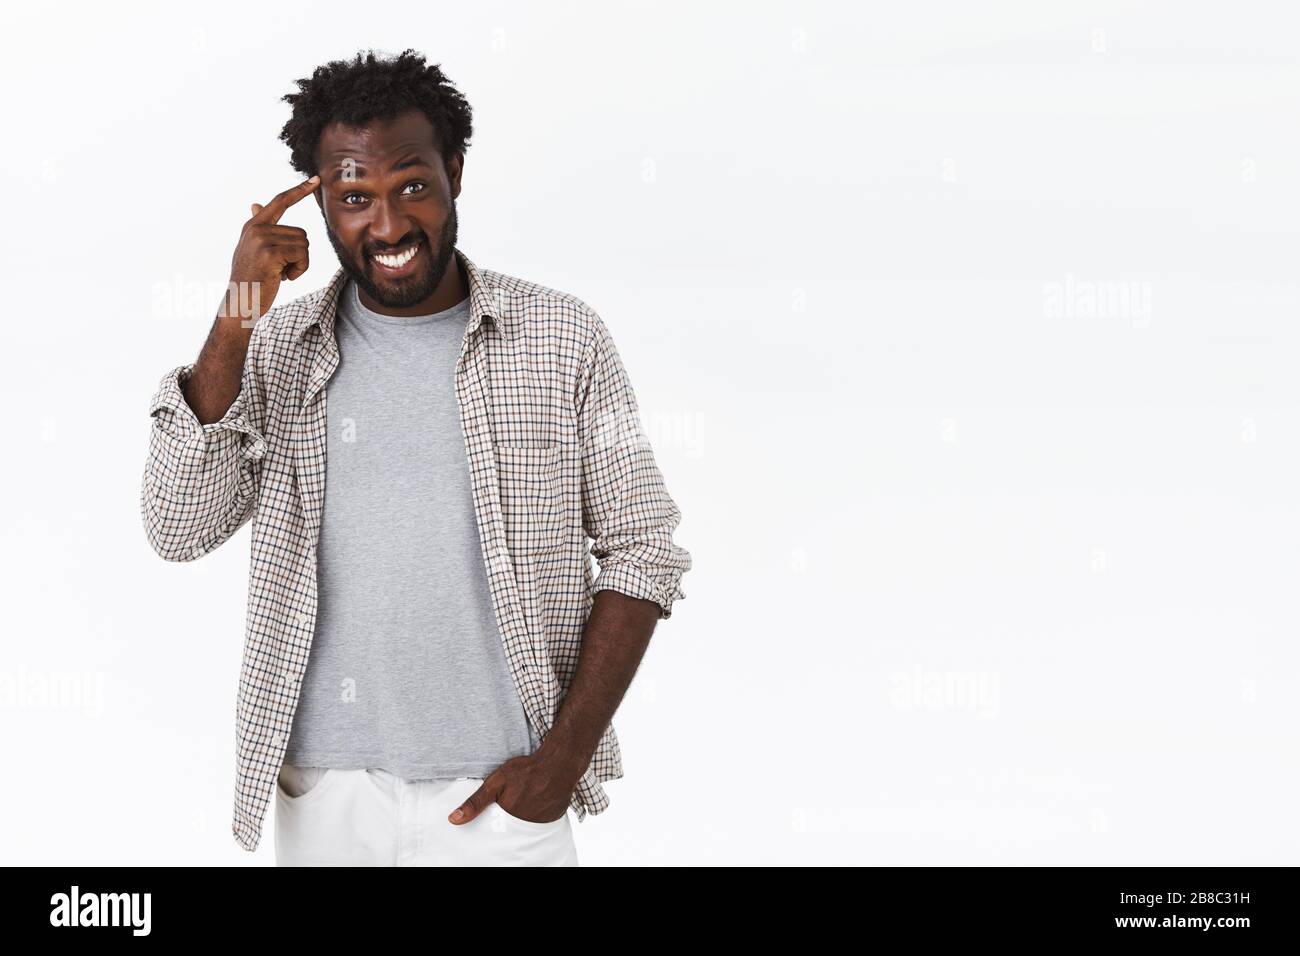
369, 198, 409, 246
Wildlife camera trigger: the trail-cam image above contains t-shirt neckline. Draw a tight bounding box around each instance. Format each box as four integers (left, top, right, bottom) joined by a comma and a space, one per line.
346, 279, 470, 327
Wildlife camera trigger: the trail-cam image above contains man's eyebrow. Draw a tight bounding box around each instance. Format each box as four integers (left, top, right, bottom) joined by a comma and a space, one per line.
392, 154, 434, 172
326, 154, 434, 183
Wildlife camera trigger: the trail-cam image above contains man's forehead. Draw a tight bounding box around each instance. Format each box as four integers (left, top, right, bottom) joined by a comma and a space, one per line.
317, 112, 440, 167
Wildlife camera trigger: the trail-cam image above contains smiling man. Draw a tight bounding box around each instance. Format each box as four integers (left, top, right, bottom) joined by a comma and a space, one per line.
140, 49, 692, 866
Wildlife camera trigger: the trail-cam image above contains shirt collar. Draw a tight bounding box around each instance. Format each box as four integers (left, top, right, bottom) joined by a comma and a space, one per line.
293, 247, 517, 342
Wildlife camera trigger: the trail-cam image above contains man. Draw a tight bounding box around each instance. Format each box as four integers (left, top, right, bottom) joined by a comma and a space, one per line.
140, 49, 691, 866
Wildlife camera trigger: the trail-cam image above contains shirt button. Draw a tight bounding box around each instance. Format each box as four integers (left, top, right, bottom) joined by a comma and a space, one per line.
296, 612, 310, 627
270, 733, 284, 746
281, 670, 295, 685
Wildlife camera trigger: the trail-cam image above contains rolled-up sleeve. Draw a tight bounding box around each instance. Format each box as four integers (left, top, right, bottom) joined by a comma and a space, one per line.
141, 324, 268, 562
576, 309, 691, 619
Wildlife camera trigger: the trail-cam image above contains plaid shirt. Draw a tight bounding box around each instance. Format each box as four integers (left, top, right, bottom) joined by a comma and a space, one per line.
141, 248, 691, 852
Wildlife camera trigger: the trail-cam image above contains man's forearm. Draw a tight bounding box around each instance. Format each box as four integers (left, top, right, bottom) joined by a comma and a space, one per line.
183, 315, 254, 425
535, 588, 661, 779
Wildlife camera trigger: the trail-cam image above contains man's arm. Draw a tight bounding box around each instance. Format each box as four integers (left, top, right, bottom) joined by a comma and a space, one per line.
575, 311, 692, 619
448, 595, 660, 826
537, 308, 693, 767
140, 177, 317, 561
532, 588, 660, 780
449, 308, 692, 825
140, 319, 268, 562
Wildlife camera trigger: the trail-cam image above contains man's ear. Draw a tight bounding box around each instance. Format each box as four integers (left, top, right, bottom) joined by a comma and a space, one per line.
448, 151, 464, 200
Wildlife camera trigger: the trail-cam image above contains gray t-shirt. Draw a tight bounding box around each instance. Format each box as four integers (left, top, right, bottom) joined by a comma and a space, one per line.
283, 279, 540, 778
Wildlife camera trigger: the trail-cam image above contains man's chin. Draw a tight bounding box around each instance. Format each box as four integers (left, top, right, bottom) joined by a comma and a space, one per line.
357, 266, 439, 309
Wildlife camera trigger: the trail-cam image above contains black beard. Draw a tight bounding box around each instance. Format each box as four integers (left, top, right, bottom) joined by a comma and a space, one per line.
325, 200, 459, 310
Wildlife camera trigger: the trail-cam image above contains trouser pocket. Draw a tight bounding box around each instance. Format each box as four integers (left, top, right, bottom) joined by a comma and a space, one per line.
277, 765, 332, 801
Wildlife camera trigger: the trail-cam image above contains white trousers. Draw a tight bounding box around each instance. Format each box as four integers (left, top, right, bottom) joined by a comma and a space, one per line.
274, 765, 579, 866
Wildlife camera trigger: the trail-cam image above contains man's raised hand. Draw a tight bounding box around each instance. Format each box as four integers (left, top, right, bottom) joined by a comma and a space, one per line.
222, 175, 320, 325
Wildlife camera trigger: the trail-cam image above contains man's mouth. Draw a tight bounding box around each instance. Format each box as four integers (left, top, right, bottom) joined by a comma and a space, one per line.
369, 240, 422, 277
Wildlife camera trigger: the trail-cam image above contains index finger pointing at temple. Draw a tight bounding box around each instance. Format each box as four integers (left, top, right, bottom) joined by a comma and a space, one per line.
253, 175, 321, 225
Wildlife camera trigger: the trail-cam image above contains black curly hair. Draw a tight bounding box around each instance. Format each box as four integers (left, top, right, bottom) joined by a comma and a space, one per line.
279, 49, 473, 177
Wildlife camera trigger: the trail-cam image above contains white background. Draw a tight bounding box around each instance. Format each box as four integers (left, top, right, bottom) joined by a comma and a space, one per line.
2, 0, 1297, 865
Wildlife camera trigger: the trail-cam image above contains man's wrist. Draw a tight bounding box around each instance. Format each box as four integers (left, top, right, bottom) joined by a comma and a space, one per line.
535, 731, 595, 782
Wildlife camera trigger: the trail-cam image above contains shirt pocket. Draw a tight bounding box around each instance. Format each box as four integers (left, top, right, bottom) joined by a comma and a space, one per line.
494, 442, 566, 555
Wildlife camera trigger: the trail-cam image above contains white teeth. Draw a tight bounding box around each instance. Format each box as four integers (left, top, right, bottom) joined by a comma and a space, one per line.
373, 244, 418, 268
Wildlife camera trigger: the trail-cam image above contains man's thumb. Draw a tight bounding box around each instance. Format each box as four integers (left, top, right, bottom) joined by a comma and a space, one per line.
449, 784, 491, 825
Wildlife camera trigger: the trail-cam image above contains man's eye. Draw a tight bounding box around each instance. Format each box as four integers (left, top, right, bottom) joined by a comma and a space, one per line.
342, 193, 368, 206
401, 182, 426, 195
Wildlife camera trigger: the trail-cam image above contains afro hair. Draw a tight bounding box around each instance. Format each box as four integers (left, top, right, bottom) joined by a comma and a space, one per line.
279, 49, 473, 177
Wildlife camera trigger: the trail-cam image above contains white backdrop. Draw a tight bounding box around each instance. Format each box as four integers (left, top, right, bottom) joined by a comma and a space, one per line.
2, 0, 1297, 865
